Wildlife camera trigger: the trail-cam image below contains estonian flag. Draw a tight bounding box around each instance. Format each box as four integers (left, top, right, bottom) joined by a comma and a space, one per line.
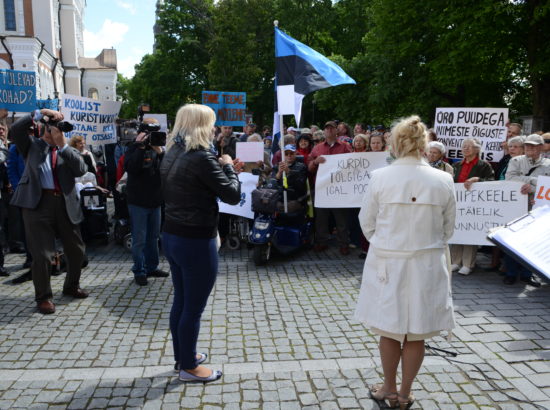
274, 27, 356, 127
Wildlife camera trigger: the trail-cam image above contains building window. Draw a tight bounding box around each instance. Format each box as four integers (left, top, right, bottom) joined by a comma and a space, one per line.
4, 0, 16, 31
88, 88, 99, 100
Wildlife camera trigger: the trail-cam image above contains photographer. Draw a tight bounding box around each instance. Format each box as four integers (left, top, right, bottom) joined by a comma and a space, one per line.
124, 117, 169, 286
7, 108, 88, 314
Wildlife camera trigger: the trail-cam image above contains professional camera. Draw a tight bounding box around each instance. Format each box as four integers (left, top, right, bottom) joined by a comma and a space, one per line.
40, 116, 74, 133
138, 122, 166, 146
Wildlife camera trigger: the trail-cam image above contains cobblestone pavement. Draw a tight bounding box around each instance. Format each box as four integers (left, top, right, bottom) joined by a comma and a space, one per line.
0, 239, 549, 409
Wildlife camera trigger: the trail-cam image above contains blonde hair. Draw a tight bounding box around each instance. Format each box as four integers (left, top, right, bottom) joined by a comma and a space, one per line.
390, 115, 428, 159
69, 135, 85, 148
353, 133, 369, 147
168, 104, 215, 152
247, 133, 262, 142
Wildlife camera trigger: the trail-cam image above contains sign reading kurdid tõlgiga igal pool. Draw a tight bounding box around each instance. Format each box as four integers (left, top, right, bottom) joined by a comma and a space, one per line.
60, 94, 122, 146
434, 107, 508, 162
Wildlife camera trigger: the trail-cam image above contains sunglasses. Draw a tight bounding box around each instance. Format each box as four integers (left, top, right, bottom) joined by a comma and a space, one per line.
544, 140, 550, 144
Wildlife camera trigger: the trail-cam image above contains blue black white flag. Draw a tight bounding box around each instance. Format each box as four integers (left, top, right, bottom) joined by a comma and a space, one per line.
274, 27, 356, 126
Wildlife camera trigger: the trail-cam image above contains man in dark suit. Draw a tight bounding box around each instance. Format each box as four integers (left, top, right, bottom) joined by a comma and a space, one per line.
9, 108, 89, 314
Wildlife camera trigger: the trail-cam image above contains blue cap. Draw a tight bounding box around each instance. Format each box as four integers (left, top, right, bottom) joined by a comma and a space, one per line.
283, 144, 296, 152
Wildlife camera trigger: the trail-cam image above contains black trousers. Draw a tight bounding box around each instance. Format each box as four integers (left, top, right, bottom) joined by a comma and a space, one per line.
22, 192, 86, 302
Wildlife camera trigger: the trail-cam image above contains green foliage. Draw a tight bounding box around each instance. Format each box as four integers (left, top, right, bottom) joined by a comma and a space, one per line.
123, 0, 548, 129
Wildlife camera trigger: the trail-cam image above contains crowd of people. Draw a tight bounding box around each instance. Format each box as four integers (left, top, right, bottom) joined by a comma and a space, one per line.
0, 105, 548, 393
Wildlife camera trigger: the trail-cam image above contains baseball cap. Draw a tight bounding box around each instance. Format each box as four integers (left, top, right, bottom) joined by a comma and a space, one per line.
324, 121, 337, 129
288, 126, 298, 132
524, 134, 544, 145
283, 144, 296, 152
300, 128, 312, 135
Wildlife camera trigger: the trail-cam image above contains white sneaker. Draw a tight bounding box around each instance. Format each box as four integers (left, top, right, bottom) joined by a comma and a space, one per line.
450, 264, 460, 272
458, 266, 472, 275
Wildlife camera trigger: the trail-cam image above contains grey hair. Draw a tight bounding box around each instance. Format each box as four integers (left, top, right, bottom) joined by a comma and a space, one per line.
428, 141, 446, 155
247, 133, 262, 142
462, 137, 482, 156
507, 136, 525, 146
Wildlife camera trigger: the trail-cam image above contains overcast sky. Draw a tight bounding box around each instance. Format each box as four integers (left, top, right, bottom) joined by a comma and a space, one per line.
83, 0, 157, 78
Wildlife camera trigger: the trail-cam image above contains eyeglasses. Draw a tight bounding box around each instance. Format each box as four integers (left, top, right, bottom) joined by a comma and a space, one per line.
544, 140, 550, 144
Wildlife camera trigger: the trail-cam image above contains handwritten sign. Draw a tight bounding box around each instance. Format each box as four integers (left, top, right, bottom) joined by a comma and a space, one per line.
0, 69, 36, 112
218, 172, 258, 219
449, 181, 528, 246
534, 176, 550, 209
314, 152, 390, 208
37, 98, 59, 111
434, 107, 508, 162
236, 142, 264, 162
202, 91, 246, 127
60, 94, 121, 146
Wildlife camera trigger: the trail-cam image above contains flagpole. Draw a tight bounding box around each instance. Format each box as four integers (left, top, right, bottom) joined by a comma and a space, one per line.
274, 20, 288, 213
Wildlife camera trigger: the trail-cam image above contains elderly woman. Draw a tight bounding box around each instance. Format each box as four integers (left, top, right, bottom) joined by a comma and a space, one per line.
352, 134, 369, 152
427, 141, 454, 176
496, 136, 524, 180
161, 104, 241, 383
369, 132, 386, 152
450, 138, 495, 276
242, 133, 272, 186
69, 135, 96, 174
355, 115, 456, 409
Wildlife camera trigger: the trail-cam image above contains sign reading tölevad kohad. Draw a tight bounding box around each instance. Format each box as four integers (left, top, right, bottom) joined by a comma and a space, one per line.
314, 152, 390, 208
202, 91, 246, 127
449, 181, 528, 246
434, 107, 508, 162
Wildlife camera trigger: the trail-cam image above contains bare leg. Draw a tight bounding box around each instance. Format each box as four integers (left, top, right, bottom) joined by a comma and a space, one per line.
399, 338, 425, 398
379, 336, 401, 393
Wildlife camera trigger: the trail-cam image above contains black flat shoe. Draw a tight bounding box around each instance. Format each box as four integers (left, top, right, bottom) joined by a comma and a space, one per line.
521, 276, 541, 288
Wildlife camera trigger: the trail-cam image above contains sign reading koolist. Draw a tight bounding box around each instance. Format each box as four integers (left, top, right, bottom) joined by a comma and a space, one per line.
449, 181, 528, 246
202, 91, 246, 127
60, 94, 122, 146
0, 69, 37, 112
434, 107, 508, 162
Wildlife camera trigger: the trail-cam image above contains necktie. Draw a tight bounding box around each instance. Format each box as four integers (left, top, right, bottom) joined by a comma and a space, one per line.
50, 146, 61, 192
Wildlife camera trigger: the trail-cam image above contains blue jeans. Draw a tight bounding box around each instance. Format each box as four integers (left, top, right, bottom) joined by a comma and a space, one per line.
162, 232, 218, 369
503, 254, 531, 280
128, 204, 161, 277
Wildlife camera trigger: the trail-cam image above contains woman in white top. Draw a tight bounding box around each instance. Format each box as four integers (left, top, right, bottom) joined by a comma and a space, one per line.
355, 115, 456, 409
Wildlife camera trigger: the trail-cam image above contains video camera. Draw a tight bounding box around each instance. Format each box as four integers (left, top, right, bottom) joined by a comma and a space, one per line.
138, 122, 166, 147
40, 116, 74, 133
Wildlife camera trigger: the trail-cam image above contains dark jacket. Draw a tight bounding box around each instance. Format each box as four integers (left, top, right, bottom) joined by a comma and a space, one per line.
7, 144, 26, 189
452, 158, 495, 182
160, 140, 241, 239
272, 160, 308, 200
9, 115, 88, 224
124, 143, 164, 208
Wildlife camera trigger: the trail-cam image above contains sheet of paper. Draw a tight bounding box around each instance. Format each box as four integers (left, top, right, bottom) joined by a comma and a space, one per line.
236, 142, 264, 162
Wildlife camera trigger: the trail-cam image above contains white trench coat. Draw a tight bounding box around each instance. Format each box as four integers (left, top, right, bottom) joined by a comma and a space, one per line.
354, 156, 457, 338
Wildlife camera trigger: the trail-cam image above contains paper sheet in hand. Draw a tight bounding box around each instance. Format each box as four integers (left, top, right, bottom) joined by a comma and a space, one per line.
218, 172, 258, 219
236, 142, 264, 162
487, 205, 550, 279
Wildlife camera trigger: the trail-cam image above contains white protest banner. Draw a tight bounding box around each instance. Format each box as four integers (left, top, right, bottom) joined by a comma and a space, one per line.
236, 142, 264, 162
218, 172, 259, 219
144, 114, 168, 132
449, 181, 528, 246
434, 107, 508, 162
314, 152, 390, 208
534, 176, 550, 209
60, 94, 122, 146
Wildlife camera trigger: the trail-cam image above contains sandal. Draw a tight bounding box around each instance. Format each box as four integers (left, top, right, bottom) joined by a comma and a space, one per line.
397, 393, 415, 410
369, 384, 398, 409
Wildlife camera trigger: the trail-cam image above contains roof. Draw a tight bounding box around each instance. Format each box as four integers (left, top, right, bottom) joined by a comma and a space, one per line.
79, 49, 117, 70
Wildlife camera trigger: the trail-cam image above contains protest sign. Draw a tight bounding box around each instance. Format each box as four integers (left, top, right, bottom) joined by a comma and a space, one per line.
434, 107, 508, 162
218, 172, 258, 219
143, 113, 168, 132
314, 152, 390, 208
37, 98, 59, 111
60, 94, 121, 146
449, 181, 528, 246
236, 142, 264, 162
0, 69, 36, 112
534, 176, 550, 209
202, 91, 246, 127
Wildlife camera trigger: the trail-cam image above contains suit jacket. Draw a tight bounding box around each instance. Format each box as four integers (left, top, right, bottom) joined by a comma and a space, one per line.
10, 115, 88, 224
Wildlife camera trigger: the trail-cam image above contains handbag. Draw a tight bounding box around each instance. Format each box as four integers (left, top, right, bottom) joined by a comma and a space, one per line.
251, 188, 280, 213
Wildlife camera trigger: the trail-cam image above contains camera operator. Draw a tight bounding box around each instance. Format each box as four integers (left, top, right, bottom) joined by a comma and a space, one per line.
7, 108, 88, 314
124, 117, 169, 286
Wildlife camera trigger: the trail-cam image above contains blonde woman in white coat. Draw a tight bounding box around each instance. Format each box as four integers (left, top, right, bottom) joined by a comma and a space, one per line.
355, 115, 456, 409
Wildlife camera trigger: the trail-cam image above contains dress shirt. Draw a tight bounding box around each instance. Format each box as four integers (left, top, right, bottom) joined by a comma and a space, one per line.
39, 144, 68, 189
